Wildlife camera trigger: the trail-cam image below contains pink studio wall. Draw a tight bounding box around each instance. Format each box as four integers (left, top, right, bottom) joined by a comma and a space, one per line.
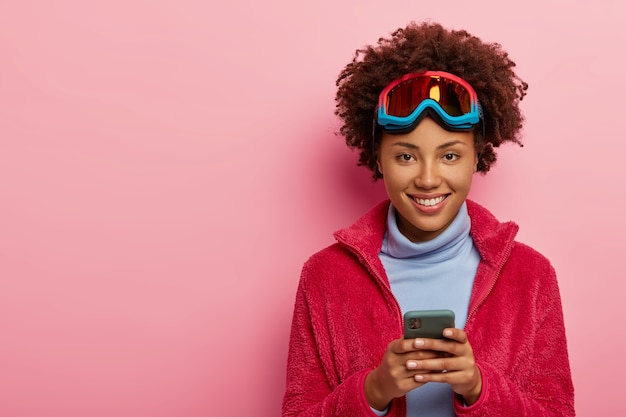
1, 1, 623, 416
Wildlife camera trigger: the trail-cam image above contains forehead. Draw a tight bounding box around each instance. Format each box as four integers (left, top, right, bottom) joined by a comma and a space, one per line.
381, 117, 475, 150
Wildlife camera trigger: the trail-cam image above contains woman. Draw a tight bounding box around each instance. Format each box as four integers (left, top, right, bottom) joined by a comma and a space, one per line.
282, 21, 574, 416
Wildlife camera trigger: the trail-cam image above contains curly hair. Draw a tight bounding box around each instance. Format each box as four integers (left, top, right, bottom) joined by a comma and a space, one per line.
335, 21, 528, 179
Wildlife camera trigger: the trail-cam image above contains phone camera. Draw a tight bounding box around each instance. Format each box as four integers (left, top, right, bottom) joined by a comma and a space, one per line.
407, 317, 422, 330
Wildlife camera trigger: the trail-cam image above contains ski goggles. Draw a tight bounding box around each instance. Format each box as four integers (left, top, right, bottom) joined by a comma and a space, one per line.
375, 71, 482, 132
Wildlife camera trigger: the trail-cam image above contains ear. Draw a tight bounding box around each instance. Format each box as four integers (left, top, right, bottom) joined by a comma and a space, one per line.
376, 158, 383, 176
473, 152, 479, 173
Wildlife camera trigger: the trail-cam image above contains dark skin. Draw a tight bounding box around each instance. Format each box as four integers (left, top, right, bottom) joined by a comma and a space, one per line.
364, 328, 482, 410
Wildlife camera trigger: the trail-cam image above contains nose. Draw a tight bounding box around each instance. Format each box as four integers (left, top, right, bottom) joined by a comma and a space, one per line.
414, 161, 441, 189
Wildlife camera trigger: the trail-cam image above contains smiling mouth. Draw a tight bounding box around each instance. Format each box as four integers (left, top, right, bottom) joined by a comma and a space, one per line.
412, 195, 448, 207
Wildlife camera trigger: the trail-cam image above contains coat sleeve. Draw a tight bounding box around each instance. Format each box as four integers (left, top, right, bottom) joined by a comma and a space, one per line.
281, 274, 401, 417
455, 262, 575, 417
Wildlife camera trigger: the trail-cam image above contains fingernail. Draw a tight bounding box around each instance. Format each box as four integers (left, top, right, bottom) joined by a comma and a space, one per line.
406, 360, 417, 369
414, 339, 425, 347
443, 329, 453, 337
414, 374, 424, 381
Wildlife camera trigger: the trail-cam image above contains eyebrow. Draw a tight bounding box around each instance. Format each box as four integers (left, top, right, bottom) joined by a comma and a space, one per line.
391, 140, 468, 150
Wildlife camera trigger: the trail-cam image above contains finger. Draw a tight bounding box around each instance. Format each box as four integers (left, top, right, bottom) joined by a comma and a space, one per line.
405, 357, 443, 371
406, 350, 446, 360
391, 337, 430, 354
442, 328, 468, 343
412, 364, 480, 390
411, 337, 459, 351
413, 334, 470, 356
413, 369, 459, 383
407, 356, 457, 373
410, 338, 459, 357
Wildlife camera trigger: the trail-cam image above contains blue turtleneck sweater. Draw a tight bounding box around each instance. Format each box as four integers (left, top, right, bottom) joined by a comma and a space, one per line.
376, 201, 480, 417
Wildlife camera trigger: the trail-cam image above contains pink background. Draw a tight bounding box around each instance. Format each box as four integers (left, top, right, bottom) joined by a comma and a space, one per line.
1, 1, 624, 415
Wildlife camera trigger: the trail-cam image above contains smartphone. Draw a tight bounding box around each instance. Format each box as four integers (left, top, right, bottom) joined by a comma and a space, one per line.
403, 309, 455, 339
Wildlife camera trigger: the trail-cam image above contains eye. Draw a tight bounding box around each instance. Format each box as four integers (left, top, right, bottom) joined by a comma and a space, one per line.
443, 153, 459, 162
397, 153, 415, 163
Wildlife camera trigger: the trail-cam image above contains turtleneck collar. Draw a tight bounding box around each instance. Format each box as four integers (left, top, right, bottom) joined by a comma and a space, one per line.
381, 201, 472, 262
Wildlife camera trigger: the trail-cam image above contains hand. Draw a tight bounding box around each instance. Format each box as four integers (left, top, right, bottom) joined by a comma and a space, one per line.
364, 337, 447, 410
407, 328, 482, 405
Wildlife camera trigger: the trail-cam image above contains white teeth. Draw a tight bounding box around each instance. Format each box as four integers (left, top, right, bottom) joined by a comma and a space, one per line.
415, 196, 445, 206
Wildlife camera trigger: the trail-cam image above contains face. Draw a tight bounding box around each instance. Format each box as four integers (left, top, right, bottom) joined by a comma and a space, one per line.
377, 117, 478, 242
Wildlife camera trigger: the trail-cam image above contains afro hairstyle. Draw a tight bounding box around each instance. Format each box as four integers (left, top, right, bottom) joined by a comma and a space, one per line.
335, 21, 528, 179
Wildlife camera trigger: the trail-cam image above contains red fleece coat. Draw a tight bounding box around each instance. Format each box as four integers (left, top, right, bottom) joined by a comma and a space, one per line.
282, 200, 575, 417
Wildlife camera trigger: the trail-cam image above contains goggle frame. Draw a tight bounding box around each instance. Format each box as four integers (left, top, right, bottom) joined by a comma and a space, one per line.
376, 71, 482, 132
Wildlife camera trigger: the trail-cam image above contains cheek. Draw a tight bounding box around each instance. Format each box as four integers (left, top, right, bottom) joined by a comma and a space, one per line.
450, 168, 475, 191
382, 165, 413, 189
